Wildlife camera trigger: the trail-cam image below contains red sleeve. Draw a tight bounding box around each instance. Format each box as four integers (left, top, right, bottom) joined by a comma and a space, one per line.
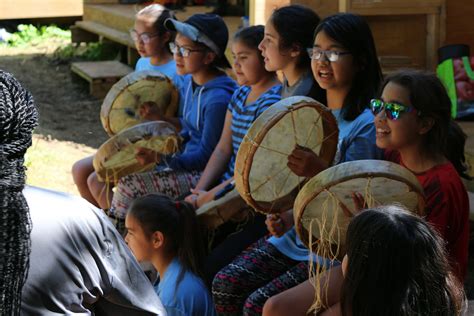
423, 165, 469, 282
383, 150, 401, 164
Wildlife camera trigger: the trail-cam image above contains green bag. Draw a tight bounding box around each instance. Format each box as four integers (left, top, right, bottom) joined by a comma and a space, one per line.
437, 44, 474, 119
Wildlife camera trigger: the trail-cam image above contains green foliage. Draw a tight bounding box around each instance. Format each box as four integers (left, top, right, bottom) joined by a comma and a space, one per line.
53, 42, 121, 62
2, 24, 71, 47
2, 23, 120, 62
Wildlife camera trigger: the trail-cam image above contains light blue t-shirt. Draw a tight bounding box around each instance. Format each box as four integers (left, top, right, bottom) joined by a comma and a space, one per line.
135, 57, 177, 78
268, 108, 382, 261
154, 259, 216, 316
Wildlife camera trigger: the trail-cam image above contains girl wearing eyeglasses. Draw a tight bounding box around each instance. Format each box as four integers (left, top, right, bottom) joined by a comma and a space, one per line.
71, 4, 178, 210
109, 14, 237, 228
132, 4, 177, 77
212, 13, 383, 316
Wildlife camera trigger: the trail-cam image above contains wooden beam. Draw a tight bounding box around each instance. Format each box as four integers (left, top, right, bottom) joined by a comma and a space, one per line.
349, 6, 439, 16
75, 20, 134, 47
426, 12, 440, 70
84, 0, 119, 3
0, 0, 82, 19
444, 0, 474, 51
83, 4, 135, 33
339, 0, 350, 13
249, 0, 290, 25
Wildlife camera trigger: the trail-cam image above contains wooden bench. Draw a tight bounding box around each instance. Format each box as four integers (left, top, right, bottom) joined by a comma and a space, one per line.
71, 60, 133, 98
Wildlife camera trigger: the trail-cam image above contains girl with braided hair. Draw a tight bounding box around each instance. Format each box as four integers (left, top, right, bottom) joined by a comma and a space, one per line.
0, 70, 38, 315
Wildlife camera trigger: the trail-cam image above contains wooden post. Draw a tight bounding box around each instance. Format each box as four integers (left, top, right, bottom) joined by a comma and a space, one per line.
249, 0, 290, 25
338, 0, 349, 13
426, 12, 440, 70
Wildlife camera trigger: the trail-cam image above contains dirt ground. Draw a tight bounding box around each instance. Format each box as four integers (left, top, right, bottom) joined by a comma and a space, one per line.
0, 39, 108, 194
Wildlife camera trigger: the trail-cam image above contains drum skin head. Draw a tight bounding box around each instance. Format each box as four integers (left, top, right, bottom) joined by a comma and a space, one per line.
294, 160, 425, 259
93, 121, 180, 183
234, 96, 339, 214
100, 70, 179, 136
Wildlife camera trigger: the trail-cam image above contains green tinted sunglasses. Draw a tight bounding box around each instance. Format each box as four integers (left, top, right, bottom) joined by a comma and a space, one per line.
370, 99, 417, 120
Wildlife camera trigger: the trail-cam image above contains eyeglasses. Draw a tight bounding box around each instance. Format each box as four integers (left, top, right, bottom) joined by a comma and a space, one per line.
307, 48, 351, 62
370, 99, 417, 121
169, 42, 205, 57
129, 30, 158, 44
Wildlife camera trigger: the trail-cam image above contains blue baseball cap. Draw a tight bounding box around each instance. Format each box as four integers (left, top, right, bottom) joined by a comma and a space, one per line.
165, 14, 231, 68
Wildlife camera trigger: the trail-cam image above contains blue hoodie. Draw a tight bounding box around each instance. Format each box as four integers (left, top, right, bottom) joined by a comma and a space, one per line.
168, 73, 237, 171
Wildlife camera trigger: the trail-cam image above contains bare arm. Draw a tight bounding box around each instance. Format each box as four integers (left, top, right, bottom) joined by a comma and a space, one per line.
194, 110, 233, 190
263, 265, 344, 316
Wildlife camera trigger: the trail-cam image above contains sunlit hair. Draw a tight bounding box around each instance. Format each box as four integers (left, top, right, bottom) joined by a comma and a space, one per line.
341, 205, 465, 316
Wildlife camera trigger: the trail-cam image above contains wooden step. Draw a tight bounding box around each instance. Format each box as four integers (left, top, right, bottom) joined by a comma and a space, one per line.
80, 4, 242, 49
84, 4, 136, 33
75, 20, 134, 47
71, 60, 133, 98
77, 4, 243, 66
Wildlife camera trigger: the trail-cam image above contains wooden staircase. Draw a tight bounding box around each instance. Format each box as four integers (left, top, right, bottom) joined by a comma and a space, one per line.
72, 2, 243, 66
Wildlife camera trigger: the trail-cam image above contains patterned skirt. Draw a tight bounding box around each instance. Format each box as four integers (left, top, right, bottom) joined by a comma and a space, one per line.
108, 168, 201, 234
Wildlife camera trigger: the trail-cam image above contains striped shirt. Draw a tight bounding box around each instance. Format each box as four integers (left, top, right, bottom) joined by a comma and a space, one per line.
222, 84, 282, 180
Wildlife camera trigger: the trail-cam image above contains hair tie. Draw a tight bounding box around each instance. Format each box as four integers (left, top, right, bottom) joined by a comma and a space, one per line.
175, 201, 181, 210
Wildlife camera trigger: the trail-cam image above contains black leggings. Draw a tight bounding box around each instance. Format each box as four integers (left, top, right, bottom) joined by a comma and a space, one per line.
204, 213, 268, 285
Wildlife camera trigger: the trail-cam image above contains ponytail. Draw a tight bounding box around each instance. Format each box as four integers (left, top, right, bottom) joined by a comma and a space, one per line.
128, 194, 206, 286
174, 200, 206, 283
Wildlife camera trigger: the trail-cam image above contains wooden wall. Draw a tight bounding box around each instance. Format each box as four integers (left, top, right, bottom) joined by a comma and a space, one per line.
444, 0, 474, 53
0, 0, 83, 19
250, 0, 337, 24
249, 0, 444, 69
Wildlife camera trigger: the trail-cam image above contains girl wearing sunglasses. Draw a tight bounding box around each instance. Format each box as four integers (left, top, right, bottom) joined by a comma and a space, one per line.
263, 70, 470, 316
373, 70, 470, 282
